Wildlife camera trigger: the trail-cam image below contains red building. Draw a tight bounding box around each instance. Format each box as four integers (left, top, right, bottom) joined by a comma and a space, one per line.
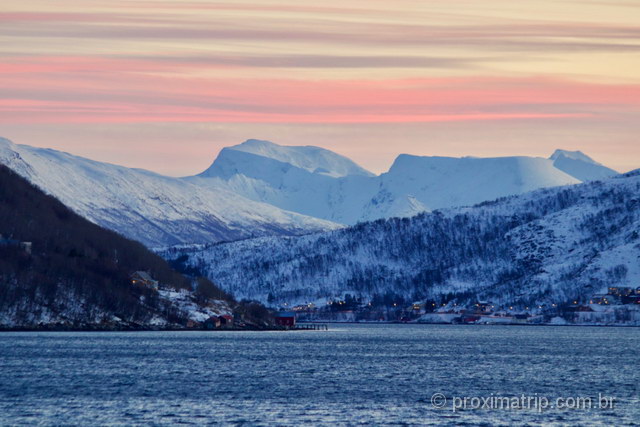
219, 314, 234, 327
274, 311, 296, 327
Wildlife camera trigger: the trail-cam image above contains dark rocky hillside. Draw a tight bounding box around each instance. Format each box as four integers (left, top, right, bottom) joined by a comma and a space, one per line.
0, 164, 235, 328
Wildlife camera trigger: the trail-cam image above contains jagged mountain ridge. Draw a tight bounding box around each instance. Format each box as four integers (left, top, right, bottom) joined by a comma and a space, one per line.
0, 137, 620, 248
161, 171, 640, 308
193, 139, 614, 225
0, 137, 339, 247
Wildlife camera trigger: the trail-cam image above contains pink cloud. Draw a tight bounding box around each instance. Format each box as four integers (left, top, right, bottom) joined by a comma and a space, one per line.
1, 56, 639, 124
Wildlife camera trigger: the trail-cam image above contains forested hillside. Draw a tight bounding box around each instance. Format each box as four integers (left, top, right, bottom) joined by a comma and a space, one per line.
162, 171, 640, 310
0, 164, 232, 328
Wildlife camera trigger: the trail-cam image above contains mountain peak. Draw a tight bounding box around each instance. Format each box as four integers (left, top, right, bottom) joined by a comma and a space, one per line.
550, 149, 599, 165
235, 139, 277, 149
549, 149, 617, 181
203, 139, 374, 178
0, 136, 16, 148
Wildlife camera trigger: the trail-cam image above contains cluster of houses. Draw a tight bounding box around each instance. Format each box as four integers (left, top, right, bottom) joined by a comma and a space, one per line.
130, 270, 640, 326
589, 286, 640, 306
565, 286, 640, 324
184, 314, 235, 329
410, 301, 537, 324
282, 286, 640, 325
0, 234, 32, 255
411, 287, 640, 325
198, 314, 234, 329
568, 286, 640, 314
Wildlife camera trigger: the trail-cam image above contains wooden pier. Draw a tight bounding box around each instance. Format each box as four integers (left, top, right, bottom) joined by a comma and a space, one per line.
295, 323, 329, 331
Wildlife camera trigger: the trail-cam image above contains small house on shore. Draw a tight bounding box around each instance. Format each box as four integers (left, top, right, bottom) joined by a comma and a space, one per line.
274, 311, 296, 328
219, 314, 234, 328
204, 316, 221, 329
202, 314, 235, 329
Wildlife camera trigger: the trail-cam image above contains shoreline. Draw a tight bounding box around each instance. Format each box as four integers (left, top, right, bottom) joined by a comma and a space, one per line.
299, 321, 640, 328
1, 322, 638, 332
0, 327, 277, 332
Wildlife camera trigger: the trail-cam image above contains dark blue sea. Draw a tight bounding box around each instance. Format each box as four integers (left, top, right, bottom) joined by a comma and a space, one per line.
0, 324, 638, 426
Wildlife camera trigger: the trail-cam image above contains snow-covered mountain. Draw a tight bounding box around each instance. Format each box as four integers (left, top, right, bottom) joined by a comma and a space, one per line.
192, 139, 614, 224
359, 154, 581, 222
0, 136, 620, 249
0, 137, 339, 247
550, 149, 618, 182
201, 139, 374, 179
161, 171, 640, 309
189, 140, 377, 224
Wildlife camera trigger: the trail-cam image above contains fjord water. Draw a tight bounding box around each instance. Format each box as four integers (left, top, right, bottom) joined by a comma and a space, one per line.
0, 325, 637, 425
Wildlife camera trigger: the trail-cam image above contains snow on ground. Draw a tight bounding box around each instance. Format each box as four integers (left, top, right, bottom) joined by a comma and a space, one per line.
162, 172, 640, 315
191, 140, 608, 226
157, 288, 232, 322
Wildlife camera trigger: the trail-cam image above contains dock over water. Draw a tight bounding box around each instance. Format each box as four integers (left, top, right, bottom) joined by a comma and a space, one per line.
295, 323, 329, 331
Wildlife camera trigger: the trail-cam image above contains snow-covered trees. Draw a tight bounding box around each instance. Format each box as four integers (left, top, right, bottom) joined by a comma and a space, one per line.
162, 172, 640, 309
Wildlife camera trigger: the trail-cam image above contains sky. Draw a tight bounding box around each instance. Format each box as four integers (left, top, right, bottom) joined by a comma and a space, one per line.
1, 0, 639, 175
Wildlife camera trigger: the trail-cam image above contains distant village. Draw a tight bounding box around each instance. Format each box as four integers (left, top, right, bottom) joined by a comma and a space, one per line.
77, 268, 640, 328
282, 286, 640, 326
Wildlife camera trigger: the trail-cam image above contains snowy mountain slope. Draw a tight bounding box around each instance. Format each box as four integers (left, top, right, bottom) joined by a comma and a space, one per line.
0, 137, 340, 247
200, 139, 374, 178
192, 140, 583, 224
191, 139, 380, 224
550, 149, 618, 182
189, 149, 378, 224
359, 154, 580, 222
161, 171, 640, 309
